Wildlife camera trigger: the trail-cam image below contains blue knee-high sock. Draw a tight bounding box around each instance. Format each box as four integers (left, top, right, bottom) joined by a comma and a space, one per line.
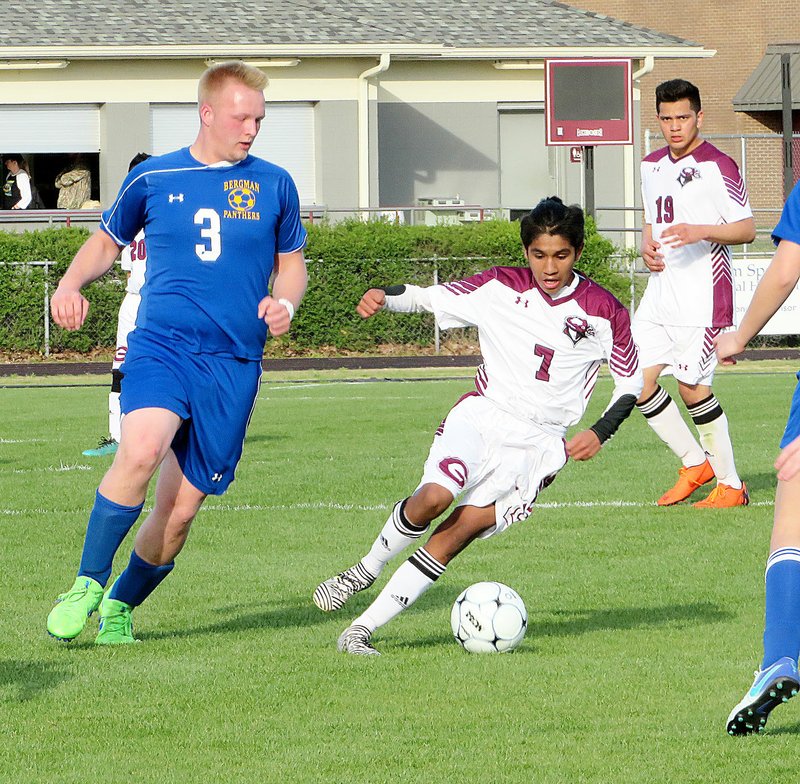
78, 491, 144, 586
110, 550, 174, 608
762, 548, 800, 668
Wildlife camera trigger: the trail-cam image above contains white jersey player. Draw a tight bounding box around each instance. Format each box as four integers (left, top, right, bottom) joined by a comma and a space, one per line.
313, 196, 644, 656
82, 153, 151, 458
633, 79, 755, 509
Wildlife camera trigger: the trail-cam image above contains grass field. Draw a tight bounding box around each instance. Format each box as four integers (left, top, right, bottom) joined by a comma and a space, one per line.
1, 364, 798, 783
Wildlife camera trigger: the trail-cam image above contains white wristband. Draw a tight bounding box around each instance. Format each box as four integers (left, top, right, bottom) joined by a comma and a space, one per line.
278, 298, 295, 321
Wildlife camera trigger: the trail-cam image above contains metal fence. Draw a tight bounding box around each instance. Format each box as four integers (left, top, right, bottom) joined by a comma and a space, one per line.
2, 250, 783, 357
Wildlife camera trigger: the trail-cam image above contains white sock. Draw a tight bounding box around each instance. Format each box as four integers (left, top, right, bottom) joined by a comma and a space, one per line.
353, 548, 446, 633
109, 391, 122, 443
360, 499, 429, 578
688, 395, 742, 488
637, 386, 706, 467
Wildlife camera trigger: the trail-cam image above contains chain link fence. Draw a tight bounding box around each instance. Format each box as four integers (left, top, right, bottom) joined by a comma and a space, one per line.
0, 257, 489, 358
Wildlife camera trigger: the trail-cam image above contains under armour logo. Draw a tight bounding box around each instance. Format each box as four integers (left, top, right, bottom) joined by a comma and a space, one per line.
169, 193, 184, 203
211, 472, 222, 482
515, 296, 529, 308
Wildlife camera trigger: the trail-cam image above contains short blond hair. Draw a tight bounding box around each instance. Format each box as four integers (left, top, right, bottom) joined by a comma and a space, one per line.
198, 61, 268, 105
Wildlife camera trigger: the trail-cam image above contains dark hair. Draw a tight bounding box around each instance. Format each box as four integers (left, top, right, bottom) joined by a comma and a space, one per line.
655, 79, 701, 114
128, 152, 151, 172
4, 154, 28, 171
520, 196, 584, 251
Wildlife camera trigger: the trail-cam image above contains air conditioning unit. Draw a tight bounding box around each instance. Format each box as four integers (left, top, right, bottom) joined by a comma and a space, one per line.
417, 196, 465, 207
416, 196, 465, 226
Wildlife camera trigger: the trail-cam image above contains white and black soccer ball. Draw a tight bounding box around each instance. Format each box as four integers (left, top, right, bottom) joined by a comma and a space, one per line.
450, 581, 527, 653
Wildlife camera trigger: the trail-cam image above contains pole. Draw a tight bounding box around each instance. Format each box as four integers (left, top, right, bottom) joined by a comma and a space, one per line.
44, 261, 50, 357
584, 146, 595, 218
782, 53, 794, 202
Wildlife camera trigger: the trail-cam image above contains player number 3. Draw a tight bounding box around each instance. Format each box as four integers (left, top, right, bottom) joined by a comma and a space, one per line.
194, 208, 221, 262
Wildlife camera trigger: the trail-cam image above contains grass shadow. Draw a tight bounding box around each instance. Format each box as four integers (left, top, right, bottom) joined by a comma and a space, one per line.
401, 601, 732, 651
765, 720, 800, 737
742, 471, 777, 496
140, 598, 331, 642
0, 659, 73, 701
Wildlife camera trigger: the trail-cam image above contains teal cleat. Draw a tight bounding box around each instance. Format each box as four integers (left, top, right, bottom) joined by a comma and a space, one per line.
82, 437, 118, 458
47, 576, 104, 641
727, 657, 800, 735
95, 594, 137, 645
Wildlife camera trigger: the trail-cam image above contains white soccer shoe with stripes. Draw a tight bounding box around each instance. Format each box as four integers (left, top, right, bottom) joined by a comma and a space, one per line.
313, 563, 376, 612
337, 624, 381, 656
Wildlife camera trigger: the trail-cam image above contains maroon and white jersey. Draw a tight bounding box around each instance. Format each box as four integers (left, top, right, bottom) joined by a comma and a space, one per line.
120, 229, 147, 296
639, 140, 752, 328
427, 267, 641, 437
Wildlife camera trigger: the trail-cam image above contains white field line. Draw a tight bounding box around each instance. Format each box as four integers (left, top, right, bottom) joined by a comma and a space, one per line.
9, 462, 92, 474
0, 438, 46, 444
0, 498, 773, 517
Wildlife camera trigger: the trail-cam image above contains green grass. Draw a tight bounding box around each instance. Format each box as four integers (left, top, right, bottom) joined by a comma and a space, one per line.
1, 365, 798, 783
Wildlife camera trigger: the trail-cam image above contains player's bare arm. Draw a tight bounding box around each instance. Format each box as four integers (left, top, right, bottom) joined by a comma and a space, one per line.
356, 288, 387, 319
51, 229, 123, 331
716, 239, 800, 365
640, 223, 664, 272
259, 249, 307, 337
660, 216, 756, 249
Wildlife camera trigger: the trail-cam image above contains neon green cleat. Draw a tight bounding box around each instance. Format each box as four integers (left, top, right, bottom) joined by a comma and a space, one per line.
95, 595, 137, 645
47, 576, 104, 641
82, 437, 118, 458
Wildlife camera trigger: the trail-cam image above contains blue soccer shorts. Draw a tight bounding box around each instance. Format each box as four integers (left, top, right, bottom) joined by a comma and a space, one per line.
120, 330, 262, 495
781, 372, 800, 449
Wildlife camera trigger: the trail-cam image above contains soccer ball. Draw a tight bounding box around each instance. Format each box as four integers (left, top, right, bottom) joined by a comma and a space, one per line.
450, 581, 527, 653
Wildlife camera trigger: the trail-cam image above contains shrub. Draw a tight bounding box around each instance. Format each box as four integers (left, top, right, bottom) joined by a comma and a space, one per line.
0, 218, 629, 355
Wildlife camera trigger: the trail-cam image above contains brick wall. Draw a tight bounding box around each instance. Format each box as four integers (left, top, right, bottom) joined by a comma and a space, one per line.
563, 1, 800, 221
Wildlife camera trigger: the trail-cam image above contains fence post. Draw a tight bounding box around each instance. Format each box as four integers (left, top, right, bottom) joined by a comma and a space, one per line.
44, 260, 51, 357
433, 259, 440, 354
629, 253, 636, 318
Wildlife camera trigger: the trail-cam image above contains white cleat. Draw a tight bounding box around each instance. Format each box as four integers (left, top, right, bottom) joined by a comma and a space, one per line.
313, 563, 376, 612
337, 624, 381, 656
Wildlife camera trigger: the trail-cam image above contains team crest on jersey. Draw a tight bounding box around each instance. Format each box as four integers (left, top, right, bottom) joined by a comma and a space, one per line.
563, 316, 595, 346
677, 167, 701, 187
223, 179, 261, 221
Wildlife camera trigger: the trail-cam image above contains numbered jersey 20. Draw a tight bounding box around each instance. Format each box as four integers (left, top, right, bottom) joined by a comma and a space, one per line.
639, 140, 752, 328
101, 147, 307, 360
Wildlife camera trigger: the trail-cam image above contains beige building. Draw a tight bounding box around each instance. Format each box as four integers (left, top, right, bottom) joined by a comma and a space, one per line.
0, 0, 710, 238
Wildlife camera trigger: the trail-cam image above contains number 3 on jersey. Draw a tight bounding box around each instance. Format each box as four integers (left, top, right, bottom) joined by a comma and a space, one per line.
194, 208, 221, 262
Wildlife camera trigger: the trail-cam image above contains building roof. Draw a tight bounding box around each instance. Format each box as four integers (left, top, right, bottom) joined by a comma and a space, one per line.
2, 0, 708, 59
733, 44, 800, 112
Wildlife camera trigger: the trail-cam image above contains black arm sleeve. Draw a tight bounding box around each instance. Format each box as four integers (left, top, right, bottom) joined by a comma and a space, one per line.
589, 394, 637, 445
382, 285, 407, 296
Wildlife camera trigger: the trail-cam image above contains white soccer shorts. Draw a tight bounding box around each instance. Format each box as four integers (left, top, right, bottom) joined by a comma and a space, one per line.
631, 317, 721, 387
112, 292, 141, 371
416, 393, 568, 538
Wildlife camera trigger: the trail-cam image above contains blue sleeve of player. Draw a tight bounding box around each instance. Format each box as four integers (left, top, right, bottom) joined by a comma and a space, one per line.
100, 168, 148, 246
276, 175, 307, 254
773, 180, 800, 246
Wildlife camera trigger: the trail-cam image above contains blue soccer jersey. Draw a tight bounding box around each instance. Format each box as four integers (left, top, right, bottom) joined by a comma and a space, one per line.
101, 147, 307, 360
773, 180, 800, 246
